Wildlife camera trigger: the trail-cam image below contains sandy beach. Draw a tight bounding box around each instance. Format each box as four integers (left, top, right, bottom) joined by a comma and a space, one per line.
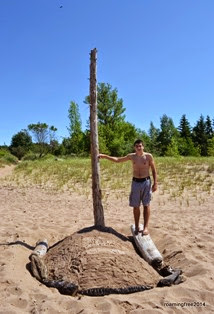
0, 165, 213, 314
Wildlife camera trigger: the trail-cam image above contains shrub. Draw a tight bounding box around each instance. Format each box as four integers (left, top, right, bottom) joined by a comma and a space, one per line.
0, 149, 18, 165
22, 152, 39, 161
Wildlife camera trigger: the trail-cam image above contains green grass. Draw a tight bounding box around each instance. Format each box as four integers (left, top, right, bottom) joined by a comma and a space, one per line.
5, 156, 214, 204
10, 158, 91, 190
156, 157, 214, 204
0, 149, 18, 167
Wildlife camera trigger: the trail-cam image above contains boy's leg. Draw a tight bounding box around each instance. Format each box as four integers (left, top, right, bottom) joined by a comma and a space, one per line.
143, 205, 150, 235
133, 207, 142, 234
141, 180, 152, 235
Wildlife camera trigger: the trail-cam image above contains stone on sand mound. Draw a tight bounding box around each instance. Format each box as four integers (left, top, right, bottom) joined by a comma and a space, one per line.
41, 227, 160, 295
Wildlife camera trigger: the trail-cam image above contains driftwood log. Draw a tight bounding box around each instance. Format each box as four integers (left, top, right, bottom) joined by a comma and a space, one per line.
157, 269, 182, 287
131, 224, 163, 269
32, 239, 48, 257
29, 239, 48, 281
131, 226, 183, 286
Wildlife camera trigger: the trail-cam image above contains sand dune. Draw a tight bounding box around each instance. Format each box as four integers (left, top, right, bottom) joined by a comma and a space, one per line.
0, 165, 213, 313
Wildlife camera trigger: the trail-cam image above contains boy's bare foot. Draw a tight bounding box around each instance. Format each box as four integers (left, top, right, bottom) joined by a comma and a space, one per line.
142, 228, 149, 235
134, 226, 144, 235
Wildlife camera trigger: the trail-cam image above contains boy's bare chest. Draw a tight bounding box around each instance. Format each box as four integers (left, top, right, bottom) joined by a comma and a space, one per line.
132, 155, 149, 168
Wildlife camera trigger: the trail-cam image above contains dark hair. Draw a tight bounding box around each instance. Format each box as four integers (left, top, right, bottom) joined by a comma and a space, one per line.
134, 139, 144, 146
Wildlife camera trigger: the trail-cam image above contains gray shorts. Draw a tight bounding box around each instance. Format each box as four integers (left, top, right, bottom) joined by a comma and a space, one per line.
129, 178, 152, 207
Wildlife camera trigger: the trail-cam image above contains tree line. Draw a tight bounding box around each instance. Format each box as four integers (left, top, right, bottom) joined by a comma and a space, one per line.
4, 82, 214, 159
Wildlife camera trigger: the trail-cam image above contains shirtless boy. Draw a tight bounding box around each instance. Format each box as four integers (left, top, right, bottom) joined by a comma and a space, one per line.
98, 139, 157, 235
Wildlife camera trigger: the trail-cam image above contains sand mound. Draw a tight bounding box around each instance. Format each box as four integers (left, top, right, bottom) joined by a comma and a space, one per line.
41, 227, 160, 295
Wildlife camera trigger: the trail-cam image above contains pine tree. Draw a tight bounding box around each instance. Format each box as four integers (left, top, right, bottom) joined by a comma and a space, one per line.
205, 115, 213, 139
178, 114, 192, 138
85, 82, 136, 155
192, 115, 207, 156
97, 83, 126, 127
206, 116, 214, 156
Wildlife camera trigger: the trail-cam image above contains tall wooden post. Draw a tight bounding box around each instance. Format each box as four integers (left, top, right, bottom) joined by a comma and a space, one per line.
90, 48, 105, 227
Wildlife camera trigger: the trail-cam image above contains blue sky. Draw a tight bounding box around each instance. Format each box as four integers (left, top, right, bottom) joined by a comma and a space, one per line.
1, 0, 213, 145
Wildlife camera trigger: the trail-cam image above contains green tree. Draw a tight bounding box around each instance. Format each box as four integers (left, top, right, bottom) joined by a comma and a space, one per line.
64, 101, 86, 155
157, 114, 179, 156
96, 83, 125, 126
97, 124, 110, 154
10, 130, 32, 159
107, 121, 138, 156
178, 137, 200, 156
28, 122, 57, 157
85, 82, 131, 155
85, 82, 126, 127
207, 137, 214, 156
165, 137, 180, 157
177, 115, 200, 156
205, 115, 213, 139
178, 114, 192, 138
192, 115, 207, 156
148, 122, 160, 155
68, 101, 82, 136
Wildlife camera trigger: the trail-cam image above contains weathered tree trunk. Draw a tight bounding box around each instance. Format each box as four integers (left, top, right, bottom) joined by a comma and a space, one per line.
90, 48, 105, 227
131, 224, 163, 269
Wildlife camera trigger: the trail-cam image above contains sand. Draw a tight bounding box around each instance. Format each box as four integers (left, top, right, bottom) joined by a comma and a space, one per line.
0, 165, 213, 313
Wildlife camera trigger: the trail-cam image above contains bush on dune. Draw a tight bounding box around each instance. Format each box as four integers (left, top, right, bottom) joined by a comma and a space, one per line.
0, 149, 18, 166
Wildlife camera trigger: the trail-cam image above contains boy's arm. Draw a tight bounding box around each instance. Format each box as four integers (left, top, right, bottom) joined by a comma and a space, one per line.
149, 155, 158, 192
98, 153, 131, 163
